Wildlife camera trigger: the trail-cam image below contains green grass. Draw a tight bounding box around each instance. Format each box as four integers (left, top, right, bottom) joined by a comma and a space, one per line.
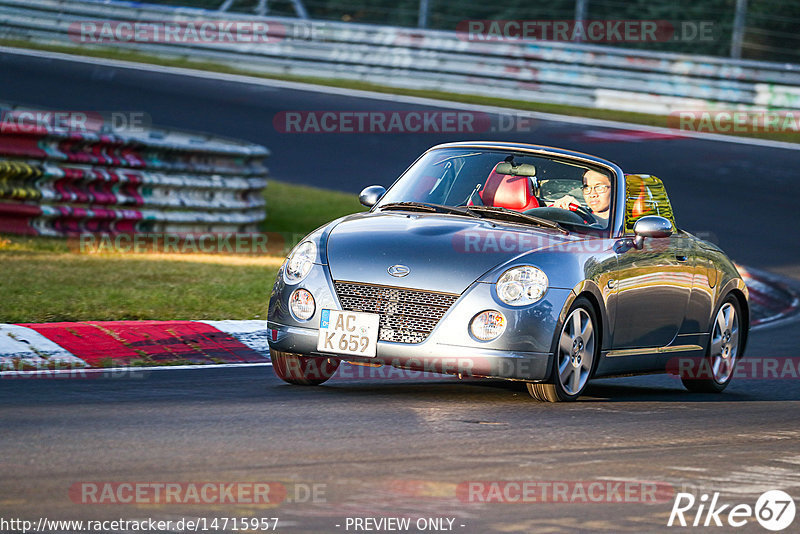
261, 179, 364, 236
3, 38, 798, 144
0, 251, 279, 322
0, 181, 364, 323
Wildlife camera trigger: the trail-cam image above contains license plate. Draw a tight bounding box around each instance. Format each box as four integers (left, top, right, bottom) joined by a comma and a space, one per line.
317, 309, 380, 358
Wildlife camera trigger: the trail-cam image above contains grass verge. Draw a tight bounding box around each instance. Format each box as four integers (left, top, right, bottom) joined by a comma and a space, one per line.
0, 180, 364, 323
2, 39, 798, 144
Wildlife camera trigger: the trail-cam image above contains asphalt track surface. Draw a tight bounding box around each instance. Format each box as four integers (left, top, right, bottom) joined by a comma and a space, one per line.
2, 49, 800, 533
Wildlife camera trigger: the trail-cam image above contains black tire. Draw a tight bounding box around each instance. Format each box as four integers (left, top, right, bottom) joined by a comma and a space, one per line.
527, 296, 600, 402
682, 295, 742, 393
271, 350, 340, 386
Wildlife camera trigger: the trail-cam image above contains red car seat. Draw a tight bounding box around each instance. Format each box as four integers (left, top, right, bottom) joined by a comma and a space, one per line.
477, 164, 539, 210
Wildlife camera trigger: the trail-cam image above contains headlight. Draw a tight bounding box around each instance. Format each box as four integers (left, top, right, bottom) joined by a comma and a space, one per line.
496, 266, 548, 306
470, 310, 506, 341
289, 288, 315, 321
284, 241, 316, 284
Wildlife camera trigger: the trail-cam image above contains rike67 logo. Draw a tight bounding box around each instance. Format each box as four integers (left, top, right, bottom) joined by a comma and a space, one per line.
668, 490, 796, 531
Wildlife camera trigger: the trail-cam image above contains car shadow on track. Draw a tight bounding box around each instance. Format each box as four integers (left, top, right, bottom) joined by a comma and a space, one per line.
277, 372, 800, 403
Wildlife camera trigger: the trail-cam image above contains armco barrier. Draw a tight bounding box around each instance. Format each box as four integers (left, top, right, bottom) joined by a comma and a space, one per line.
1, 0, 800, 114
0, 103, 268, 236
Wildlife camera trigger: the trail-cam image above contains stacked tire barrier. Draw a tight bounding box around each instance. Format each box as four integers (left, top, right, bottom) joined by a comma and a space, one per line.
1, 0, 800, 114
0, 103, 268, 236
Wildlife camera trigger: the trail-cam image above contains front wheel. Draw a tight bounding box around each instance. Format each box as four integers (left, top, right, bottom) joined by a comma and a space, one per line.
682, 296, 741, 393
527, 296, 599, 402
271, 350, 340, 385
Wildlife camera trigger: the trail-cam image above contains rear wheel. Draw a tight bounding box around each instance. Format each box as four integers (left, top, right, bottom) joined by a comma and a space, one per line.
682, 296, 741, 393
270, 350, 340, 386
527, 297, 599, 402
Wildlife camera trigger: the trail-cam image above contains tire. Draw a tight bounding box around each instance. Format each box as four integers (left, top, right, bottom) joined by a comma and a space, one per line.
527, 296, 599, 402
271, 350, 340, 386
682, 295, 741, 393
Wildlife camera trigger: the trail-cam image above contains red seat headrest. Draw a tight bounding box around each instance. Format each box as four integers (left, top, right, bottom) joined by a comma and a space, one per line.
479, 164, 539, 211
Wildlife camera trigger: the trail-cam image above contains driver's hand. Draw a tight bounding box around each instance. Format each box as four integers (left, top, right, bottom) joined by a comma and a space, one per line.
551, 195, 578, 209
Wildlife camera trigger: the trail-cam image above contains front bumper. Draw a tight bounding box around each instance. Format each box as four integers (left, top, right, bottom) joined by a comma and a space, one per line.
268, 258, 574, 382
267, 321, 552, 381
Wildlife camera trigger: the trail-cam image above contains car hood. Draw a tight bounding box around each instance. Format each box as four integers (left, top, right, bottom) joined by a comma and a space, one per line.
325, 211, 578, 294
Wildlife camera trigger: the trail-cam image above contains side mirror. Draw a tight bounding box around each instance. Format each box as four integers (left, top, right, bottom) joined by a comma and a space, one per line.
359, 185, 386, 207
632, 215, 673, 249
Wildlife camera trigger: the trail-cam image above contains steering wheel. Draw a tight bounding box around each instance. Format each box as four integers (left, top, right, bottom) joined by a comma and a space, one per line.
567, 203, 596, 224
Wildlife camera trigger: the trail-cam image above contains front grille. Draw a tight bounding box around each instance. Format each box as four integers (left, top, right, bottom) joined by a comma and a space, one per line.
333, 281, 459, 344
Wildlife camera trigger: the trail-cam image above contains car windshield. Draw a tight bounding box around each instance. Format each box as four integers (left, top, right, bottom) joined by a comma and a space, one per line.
376, 148, 614, 233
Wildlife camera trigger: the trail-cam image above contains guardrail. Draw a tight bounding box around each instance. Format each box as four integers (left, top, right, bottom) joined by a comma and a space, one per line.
1, 0, 800, 115
0, 102, 268, 236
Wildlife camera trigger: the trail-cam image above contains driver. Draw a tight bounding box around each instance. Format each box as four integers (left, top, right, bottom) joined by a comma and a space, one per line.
550, 169, 612, 223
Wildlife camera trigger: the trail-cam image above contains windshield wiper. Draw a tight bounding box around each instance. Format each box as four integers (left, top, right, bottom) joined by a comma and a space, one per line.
465, 206, 569, 234
379, 202, 479, 218
379, 202, 437, 212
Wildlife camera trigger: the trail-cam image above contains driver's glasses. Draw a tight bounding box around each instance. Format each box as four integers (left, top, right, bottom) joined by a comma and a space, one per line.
581, 184, 610, 195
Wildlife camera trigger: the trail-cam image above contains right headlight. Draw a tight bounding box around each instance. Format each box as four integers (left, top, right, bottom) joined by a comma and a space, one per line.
496, 266, 548, 306
283, 241, 317, 284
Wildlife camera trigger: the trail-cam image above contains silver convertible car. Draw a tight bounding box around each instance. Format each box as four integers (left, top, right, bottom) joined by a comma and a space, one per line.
267, 142, 748, 401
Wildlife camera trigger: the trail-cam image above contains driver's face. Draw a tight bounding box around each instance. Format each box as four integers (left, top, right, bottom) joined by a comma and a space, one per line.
582, 170, 612, 216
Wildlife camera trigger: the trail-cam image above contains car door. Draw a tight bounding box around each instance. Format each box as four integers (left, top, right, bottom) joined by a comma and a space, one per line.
611, 175, 694, 350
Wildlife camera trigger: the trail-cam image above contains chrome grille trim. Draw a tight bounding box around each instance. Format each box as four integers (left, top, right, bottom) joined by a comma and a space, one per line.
333, 281, 459, 344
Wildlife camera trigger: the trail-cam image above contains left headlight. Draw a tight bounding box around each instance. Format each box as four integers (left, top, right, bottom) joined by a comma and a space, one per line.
284, 241, 317, 284
496, 266, 548, 306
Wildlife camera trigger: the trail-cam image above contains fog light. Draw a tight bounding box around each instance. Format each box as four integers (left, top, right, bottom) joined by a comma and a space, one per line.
470, 310, 506, 341
289, 288, 315, 321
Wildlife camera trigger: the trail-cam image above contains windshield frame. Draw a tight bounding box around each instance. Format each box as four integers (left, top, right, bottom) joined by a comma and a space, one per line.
373, 143, 627, 238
